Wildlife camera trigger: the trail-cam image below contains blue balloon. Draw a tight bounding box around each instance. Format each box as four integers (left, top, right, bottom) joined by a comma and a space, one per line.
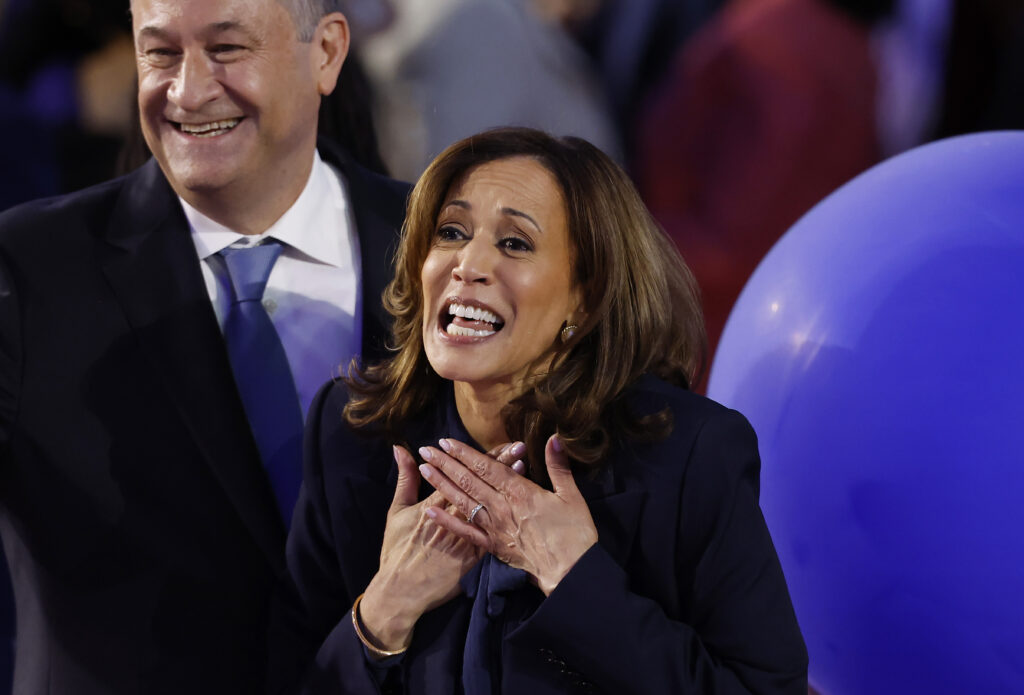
708, 132, 1024, 695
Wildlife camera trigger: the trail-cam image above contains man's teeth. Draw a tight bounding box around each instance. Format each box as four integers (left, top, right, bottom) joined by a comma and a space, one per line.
179, 119, 241, 137
446, 324, 496, 337
448, 303, 500, 324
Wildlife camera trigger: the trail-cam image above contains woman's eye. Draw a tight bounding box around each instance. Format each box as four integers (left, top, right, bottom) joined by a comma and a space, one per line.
436, 225, 466, 242
499, 236, 532, 253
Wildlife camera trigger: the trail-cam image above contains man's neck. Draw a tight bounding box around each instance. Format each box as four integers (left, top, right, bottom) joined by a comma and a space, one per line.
178, 154, 316, 236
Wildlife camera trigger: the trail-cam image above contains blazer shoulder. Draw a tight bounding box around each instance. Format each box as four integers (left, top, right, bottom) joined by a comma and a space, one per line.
618, 374, 760, 478
0, 177, 128, 234
626, 374, 747, 430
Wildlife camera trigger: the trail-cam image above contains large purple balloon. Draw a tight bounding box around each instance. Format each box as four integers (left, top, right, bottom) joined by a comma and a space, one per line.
708, 132, 1024, 695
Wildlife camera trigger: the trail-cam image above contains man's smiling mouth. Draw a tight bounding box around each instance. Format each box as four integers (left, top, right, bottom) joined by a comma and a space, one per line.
173, 118, 243, 138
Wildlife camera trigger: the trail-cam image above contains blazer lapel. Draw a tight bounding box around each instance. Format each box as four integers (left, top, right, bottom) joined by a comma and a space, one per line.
577, 466, 646, 569
99, 160, 286, 570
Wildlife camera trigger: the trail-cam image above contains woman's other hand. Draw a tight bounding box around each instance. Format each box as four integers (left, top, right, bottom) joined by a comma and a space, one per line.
419, 435, 599, 596
359, 442, 526, 652
358, 445, 481, 652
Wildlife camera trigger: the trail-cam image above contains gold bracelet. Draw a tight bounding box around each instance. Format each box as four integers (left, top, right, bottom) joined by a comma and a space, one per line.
351, 592, 410, 659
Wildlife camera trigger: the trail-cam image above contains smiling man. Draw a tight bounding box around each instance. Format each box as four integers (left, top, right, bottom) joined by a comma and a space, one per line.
0, 0, 408, 692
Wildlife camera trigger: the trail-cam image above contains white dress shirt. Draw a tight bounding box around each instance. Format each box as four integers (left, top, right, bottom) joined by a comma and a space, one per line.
184, 152, 361, 419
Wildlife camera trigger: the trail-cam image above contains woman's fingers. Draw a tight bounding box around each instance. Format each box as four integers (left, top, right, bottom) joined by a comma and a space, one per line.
544, 435, 581, 500
389, 445, 420, 512
418, 451, 494, 522
488, 441, 527, 474
425, 505, 491, 549
439, 438, 522, 490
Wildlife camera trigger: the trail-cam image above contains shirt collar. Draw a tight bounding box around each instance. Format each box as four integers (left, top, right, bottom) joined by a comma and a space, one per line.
184, 151, 350, 267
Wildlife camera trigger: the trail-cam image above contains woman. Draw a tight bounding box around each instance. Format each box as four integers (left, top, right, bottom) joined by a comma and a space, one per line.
283, 128, 807, 693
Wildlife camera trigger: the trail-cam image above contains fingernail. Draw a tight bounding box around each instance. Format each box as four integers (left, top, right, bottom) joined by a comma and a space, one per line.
511, 460, 526, 475
392, 445, 400, 462
551, 436, 563, 453
425, 507, 438, 520
508, 442, 526, 458
419, 464, 433, 480
438, 438, 452, 452
418, 446, 432, 461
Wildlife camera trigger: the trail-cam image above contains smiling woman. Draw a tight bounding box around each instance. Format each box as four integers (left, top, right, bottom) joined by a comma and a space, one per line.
280, 127, 808, 694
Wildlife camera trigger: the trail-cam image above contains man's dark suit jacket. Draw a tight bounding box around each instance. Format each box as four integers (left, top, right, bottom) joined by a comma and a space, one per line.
283, 375, 808, 694
0, 141, 409, 694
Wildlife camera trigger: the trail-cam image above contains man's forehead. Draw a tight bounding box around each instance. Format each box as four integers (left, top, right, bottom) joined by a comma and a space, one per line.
130, 0, 293, 37
129, 0, 287, 25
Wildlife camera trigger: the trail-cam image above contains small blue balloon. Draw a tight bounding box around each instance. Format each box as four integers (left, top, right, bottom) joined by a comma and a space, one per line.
708, 132, 1024, 695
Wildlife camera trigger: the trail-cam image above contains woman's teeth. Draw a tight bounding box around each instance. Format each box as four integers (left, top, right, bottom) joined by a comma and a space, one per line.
445, 303, 502, 337
446, 324, 496, 337
448, 303, 500, 324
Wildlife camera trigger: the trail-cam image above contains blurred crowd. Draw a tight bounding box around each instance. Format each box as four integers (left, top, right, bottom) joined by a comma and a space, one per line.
3, 0, 1024, 365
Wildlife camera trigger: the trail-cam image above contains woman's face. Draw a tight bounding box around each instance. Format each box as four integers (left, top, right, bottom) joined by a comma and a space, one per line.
421, 156, 581, 393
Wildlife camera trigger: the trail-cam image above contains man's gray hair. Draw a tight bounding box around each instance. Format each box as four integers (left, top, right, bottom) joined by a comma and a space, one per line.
281, 0, 343, 41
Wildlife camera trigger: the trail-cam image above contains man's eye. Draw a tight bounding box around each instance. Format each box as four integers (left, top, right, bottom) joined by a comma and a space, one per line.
145, 48, 179, 65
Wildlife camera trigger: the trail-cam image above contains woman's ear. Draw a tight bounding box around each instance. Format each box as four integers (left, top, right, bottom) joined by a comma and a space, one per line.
311, 12, 350, 96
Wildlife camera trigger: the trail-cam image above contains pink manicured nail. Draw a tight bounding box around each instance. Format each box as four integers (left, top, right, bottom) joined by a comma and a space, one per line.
438, 438, 452, 452
425, 507, 438, 520
419, 464, 433, 480
508, 442, 526, 458
551, 436, 563, 453
392, 445, 401, 462
511, 460, 526, 475
418, 446, 432, 461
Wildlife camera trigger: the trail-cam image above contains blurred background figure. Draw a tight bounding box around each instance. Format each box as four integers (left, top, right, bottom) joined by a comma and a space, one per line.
633, 0, 893, 385
871, 0, 954, 156
340, 0, 622, 181
565, 0, 728, 163
0, 0, 135, 210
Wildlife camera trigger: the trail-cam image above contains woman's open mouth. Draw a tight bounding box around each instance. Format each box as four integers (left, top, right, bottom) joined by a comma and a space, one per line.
441, 299, 506, 338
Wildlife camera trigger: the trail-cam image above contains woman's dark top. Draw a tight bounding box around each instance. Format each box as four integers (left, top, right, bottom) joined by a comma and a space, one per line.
277, 374, 808, 694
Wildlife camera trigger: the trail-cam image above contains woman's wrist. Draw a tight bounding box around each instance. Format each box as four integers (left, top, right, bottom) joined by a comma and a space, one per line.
358, 577, 422, 651
537, 536, 598, 596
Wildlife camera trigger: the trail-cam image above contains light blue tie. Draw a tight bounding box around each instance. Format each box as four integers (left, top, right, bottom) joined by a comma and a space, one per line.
218, 240, 304, 526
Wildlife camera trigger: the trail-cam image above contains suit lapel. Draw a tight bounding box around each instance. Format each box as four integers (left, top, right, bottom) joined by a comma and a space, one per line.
99, 160, 286, 571
319, 139, 407, 364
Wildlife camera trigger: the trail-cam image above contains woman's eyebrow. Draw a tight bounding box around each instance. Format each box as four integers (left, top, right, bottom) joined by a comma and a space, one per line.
502, 207, 540, 231
442, 200, 540, 231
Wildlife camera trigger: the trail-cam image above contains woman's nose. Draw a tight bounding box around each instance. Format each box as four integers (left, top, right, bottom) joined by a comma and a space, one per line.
451, 237, 494, 284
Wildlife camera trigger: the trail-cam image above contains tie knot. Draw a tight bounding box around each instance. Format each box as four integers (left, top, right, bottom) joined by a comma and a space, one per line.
219, 241, 283, 302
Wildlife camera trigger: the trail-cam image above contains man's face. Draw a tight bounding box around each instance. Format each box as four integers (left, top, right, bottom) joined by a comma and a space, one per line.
132, 0, 326, 205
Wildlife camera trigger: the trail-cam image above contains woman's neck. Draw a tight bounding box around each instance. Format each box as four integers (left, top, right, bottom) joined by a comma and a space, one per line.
453, 381, 515, 452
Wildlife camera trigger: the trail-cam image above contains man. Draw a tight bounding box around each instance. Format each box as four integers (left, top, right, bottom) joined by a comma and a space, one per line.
0, 0, 408, 692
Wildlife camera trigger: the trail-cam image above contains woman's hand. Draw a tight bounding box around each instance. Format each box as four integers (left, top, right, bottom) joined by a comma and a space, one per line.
358, 443, 525, 653
418, 435, 599, 596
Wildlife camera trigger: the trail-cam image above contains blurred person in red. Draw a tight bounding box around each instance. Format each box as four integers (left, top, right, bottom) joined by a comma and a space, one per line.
635, 0, 892, 386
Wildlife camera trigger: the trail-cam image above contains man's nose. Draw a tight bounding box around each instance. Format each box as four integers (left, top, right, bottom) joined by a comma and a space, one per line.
451, 237, 495, 284
167, 51, 221, 111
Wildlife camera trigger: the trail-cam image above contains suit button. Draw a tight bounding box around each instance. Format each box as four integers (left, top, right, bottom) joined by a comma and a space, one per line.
262, 298, 277, 314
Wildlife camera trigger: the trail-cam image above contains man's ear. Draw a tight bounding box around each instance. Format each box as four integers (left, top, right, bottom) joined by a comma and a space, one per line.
311, 12, 349, 96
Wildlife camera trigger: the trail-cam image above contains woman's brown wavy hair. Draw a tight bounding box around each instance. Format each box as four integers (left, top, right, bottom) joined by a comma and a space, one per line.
344, 127, 706, 482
